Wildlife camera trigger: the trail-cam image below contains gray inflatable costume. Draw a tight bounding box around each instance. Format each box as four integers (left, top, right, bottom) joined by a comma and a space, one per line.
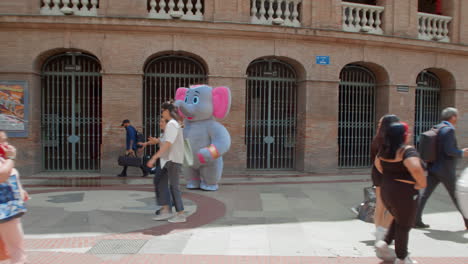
174, 85, 231, 191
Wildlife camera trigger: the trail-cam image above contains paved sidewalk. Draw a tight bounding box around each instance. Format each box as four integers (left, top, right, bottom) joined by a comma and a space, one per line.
4, 175, 468, 264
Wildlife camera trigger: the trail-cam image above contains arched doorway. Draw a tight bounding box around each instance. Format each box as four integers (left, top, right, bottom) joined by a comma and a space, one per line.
41, 52, 102, 171
143, 55, 207, 157
414, 70, 441, 144
338, 64, 376, 168
245, 58, 298, 170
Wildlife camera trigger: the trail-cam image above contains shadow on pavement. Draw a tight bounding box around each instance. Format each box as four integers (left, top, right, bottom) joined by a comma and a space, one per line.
422, 228, 468, 244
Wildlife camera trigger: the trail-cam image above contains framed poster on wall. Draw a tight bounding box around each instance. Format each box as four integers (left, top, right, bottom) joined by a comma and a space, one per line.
0, 81, 29, 137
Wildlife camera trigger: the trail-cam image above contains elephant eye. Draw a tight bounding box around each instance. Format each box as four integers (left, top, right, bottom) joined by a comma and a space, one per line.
193, 96, 200, 104
184, 96, 188, 103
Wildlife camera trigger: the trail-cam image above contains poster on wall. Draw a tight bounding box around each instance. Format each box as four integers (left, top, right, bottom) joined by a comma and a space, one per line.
0, 81, 29, 137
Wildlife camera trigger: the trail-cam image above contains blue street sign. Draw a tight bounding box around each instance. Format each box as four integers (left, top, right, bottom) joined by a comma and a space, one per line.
316, 56, 330, 65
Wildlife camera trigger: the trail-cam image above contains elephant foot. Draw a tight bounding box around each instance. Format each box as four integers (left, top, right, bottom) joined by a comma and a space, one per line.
186, 180, 201, 189
200, 182, 219, 191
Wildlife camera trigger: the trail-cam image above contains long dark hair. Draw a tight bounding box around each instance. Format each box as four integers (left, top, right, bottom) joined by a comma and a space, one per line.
371, 114, 400, 160
379, 122, 408, 159
161, 101, 183, 126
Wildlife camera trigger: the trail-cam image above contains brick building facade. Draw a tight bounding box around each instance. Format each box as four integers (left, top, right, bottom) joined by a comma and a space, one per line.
1, 0, 467, 175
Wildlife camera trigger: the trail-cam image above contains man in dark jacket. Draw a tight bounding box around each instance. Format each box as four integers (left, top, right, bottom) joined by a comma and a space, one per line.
118, 119, 148, 177
415, 107, 468, 229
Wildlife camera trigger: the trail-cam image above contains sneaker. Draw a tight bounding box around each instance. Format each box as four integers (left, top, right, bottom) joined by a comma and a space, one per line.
168, 214, 187, 223
152, 212, 173, 221
375, 227, 388, 242
117, 173, 127, 177
350, 206, 359, 216
414, 221, 430, 229
394, 255, 417, 264
375, 240, 397, 262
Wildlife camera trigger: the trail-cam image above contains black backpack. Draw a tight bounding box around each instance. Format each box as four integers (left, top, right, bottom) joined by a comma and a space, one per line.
418, 124, 448, 163
136, 130, 145, 144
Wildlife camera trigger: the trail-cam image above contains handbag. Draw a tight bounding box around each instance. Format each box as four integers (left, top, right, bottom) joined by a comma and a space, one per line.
357, 186, 376, 223
118, 153, 142, 167
183, 138, 194, 167
0, 172, 27, 222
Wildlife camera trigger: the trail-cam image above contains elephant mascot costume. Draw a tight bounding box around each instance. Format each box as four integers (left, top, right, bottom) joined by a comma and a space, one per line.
174, 84, 231, 191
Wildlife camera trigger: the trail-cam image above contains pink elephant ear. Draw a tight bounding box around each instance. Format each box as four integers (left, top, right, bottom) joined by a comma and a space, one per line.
175, 87, 188, 118
212, 86, 231, 119
175, 87, 188, 101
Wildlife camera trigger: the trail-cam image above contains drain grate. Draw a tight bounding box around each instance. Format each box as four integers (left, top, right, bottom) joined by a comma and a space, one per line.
88, 239, 147, 254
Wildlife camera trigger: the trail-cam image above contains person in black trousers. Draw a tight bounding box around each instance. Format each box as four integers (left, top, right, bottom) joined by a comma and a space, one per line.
118, 119, 148, 177
375, 122, 426, 264
415, 107, 468, 229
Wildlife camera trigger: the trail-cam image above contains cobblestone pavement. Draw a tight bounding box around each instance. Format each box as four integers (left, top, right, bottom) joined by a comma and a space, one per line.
3, 174, 467, 264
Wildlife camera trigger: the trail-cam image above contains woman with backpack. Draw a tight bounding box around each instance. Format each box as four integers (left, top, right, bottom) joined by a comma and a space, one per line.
374, 122, 426, 264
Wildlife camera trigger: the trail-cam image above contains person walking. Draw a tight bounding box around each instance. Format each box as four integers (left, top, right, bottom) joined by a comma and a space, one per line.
147, 102, 186, 223
118, 119, 148, 177
139, 117, 172, 216
415, 107, 468, 229
374, 122, 426, 264
0, 138, 28, 264
371, 114, 400, 241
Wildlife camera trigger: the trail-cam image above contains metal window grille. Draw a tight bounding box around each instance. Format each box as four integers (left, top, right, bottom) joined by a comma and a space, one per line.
143, 55, 207, 158
41, 52, 102, 171
338, 65, 376, 168
245, 59, 297, 170
414, 71, 441, 144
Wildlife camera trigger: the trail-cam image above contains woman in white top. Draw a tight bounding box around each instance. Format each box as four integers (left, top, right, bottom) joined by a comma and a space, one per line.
139, 117, 171, 215
147, 102, 186, 223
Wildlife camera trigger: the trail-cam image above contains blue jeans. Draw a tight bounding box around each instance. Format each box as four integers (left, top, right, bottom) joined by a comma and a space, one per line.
158, 161, 184, 212
153, 166, 172, 208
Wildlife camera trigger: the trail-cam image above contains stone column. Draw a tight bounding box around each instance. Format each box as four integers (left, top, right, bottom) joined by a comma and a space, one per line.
0, 0, 40, 15
212, 0, 250, 23
100, 0, 147, 17
100, 74, 143, 175
386, 84, 416, 142
377, 0, 419, 38
298, 80, 339, 173
442, 0, 460, 43
307, 0, 341, 30
459, 1, 468, 44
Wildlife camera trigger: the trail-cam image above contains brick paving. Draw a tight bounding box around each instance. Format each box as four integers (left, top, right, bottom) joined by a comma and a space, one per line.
3, 178, 467, 264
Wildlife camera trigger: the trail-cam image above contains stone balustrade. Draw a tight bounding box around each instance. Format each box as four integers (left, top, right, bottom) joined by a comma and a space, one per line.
418, 12, 452, 42
342, 2, 384, 35
40, 0, 99, 16
250, 0, 302, 27
148, 0, 203, 21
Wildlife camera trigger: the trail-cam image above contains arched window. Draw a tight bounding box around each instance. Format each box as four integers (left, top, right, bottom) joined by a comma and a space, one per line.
245, 58, 298, 169
143, 55, 207, 157
414, 70, 441, 144
338, 65, 376, 168
41, 52, 102, 171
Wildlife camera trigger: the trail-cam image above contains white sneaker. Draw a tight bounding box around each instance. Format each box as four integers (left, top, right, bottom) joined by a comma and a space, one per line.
168, 214, 187, 223
394, 255, 417, 264
375, 240, 397, 262
152, 212, 173, 221
375, 226, 388, 242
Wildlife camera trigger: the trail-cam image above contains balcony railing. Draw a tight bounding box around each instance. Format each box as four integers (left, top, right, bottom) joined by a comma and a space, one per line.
342, 2, 384, 35
148, 0, 203, 21
40, 0, 99, 16
250, 0, 302, 27
418, 12, 452, 42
